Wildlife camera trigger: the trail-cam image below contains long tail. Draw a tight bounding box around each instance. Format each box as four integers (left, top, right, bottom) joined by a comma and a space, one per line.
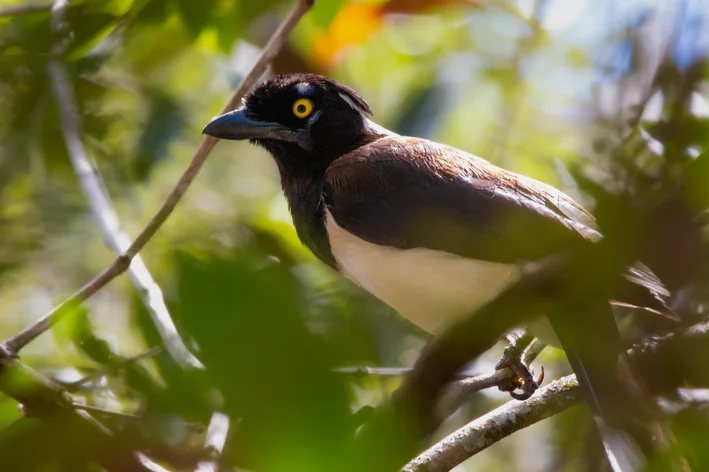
566, 349, 643, 472
547, 299, 653, 472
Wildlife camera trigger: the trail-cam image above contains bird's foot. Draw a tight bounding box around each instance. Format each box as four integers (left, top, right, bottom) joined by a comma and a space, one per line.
495, 331, 544, 400
497, 362, 544, 400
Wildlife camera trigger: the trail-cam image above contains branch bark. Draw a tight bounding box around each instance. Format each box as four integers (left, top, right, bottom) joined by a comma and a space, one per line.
403, 316, 709, 471
0, 0, 315, 356
404, 375, 582, 472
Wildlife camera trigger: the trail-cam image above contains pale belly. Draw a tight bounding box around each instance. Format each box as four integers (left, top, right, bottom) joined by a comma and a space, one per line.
326, 210, 528, 334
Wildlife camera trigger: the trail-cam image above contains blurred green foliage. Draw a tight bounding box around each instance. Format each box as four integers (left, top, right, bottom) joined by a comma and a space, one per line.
1, 0, 709, 470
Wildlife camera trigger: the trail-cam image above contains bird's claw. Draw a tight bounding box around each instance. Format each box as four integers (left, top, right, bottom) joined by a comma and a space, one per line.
496, 361, 544, 400
507, 365, 544, 400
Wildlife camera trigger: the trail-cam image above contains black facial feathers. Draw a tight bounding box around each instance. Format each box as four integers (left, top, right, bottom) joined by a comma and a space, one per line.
243, 73, 372, 123
241, 74, 381, 175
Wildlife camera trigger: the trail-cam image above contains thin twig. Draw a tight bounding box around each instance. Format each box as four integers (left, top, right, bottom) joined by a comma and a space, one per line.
335, 366, 495, 379
0, 2, 51, 17
404, 375, 582, 472
45, 0, 200, 369
64, 346, 162, 390
339, 346, 548, 423
411, 383, 709, 471
403, 315, 709, 471
195, 412, 230, 472
523, 338, 546, 365
71, 403, 205, 434
1, 0, 315, 355
335, 366, 413, 376
336, 366, 461, 377
435, 368, 518, 422
72, 403, 143, 420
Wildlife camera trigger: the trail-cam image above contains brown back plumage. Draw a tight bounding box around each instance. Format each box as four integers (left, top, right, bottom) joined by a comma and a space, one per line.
325, 135, 674, 318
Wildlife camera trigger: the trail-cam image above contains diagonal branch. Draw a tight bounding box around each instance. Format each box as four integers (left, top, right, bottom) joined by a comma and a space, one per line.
45, 0, 201, 369
1, 0, 315, 356
404, 375, 582, 472
403, 316, 709, 471
62, 346, 162, 391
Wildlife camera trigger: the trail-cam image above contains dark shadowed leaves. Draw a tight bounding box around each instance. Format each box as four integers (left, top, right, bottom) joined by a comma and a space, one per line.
172, 243, 352, 472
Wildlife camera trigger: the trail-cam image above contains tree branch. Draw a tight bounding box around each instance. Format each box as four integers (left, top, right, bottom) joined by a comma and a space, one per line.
335, 366, 472, 377
62, 346, 162, 391
404, 315, 709, 471
0, 1, 313, 469
45, 0, 201, 369
435, 368, 523, 422
195, 412, 230, 472
404, 375, 582, 472
0, 0, 315, 356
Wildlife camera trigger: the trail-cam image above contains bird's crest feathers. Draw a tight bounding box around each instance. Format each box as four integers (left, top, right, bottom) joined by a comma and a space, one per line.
245, 73, 372, 116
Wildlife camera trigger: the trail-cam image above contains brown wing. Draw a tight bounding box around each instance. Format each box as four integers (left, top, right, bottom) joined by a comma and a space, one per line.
324, 136, 673, 315
325, 136, 598, 261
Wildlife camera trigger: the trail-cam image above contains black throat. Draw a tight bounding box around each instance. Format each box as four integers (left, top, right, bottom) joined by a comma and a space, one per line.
256, 132, 379, 270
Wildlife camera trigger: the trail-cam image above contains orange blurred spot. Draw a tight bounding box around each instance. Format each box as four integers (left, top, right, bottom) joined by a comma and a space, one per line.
312, 1, 483, 68
381, 0, 479, 15
313, 2, 384, 68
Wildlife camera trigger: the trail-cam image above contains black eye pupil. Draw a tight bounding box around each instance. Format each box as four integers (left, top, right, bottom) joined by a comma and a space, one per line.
297, 104, 306, 114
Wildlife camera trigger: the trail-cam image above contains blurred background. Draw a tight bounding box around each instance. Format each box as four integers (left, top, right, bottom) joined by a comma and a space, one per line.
1, 0, 709, 470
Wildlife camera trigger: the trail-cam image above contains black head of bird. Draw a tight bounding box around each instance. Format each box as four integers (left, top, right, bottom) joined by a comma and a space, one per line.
204, 73, 675, 472
204, 74, 376, 175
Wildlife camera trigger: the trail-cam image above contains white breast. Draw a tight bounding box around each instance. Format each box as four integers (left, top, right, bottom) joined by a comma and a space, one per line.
325, 210, 522, 334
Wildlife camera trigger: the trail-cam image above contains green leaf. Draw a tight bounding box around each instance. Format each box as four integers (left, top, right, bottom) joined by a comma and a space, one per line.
175, 0, 219, 39
171, 244, 353, 472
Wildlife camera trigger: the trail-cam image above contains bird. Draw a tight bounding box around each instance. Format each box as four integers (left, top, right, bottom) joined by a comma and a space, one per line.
203, 73, 674, 471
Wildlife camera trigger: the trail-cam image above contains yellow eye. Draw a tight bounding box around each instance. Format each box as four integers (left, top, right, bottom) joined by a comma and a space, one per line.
293, 98, 313, 118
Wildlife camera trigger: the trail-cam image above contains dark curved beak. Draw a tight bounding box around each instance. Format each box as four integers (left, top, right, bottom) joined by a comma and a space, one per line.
202, 107, 294, 141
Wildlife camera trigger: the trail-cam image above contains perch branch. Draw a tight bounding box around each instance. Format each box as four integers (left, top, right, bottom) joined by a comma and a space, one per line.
403, 316, 709, 471
404, 375, 582, 472
336, 366, 510, 379
1, 0, 315, 355
435, 368, 523, 422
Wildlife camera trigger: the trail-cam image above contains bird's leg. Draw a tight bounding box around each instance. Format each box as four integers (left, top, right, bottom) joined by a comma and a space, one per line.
495, 330, 545, 400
